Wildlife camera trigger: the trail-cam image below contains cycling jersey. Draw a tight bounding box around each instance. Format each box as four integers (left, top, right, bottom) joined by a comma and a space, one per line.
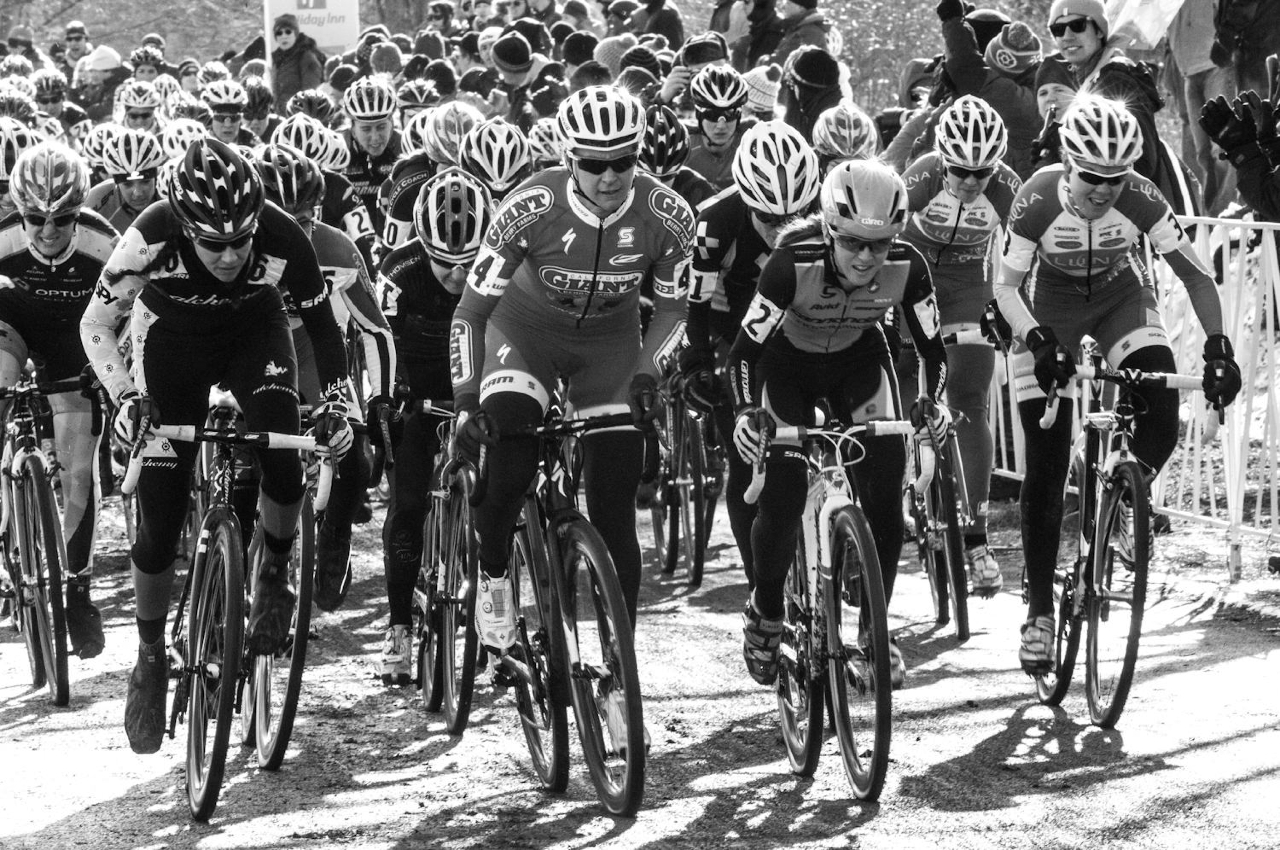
322, 169, 377, 276
451, 167, 694, 409
84, 179, 155, 234
689, 186, 773, 348
997, 164, 1222, 342
670, 165, 715, 212
81, 200, 348, 405
379, 153, 438, 251
340, 129, 403, 237
685, 120, 754, 192
378, 237, 459, 401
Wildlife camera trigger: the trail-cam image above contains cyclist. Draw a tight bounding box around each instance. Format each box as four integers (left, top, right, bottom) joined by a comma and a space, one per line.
286, 89, 339, 127
31, 69, 90, 142
340, 76, 403, 239
682, 120, 820, 590
458, 118, 530, 202
730, 158, 948, 690
811, 101, 880, 175
639, 104, 714, 212
377, 167, 490, 685
397, 78, 438, 124
0, 141, 117, 661
80, 138, 355, 754
84, 127, 166, 232
900, 94, 1021, 596
243, 76, 281, 142
201, 79, 258, 146
379, 109, 445, 251
527, 116, 564, 170
116, 80, 162, 134
449, 87, 692, 740
994, 96, 1240, 674
686, 65, 755, 191
78, 122, 118, 187
255, 144, 396, 612
0, 117, 38, 219
160, 118, 207, 162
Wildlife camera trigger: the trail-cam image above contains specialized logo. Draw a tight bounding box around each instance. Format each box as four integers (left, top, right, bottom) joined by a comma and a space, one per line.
561, 228, 577, 253
497, 343, 511, 363
538, 267, 643, 294
485, 185, 554, 249
264, 361, 288, 377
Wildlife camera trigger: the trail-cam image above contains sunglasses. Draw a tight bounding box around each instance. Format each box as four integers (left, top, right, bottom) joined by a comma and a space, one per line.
1076, 167, 1128, 186
274, 28, 295, 37
1049, 18, 1093, 37
191, 230, 255, 251
754, 210, 790, 227
210, 112, 241, 123
697, 108, 740, 124
126, 110, 154, 120
574, 152, 638, 174
831, 233, 894, 254
23, 211, 77, 229
181, 67, 198, 76
427, 14, 444, 21
65, 35, 86, 42
36, 96, 60, 105
948, 164, 994, 181
113, 171, 158, 184
8, 40, 32, 49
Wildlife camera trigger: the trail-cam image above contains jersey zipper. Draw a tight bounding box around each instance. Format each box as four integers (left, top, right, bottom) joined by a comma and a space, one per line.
935, 202, 964, 267
1085, 218, 1093, 302
577, 218, 605, 326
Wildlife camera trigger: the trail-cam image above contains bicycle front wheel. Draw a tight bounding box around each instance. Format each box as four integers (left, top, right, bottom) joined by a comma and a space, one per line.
187, 511, 245, 822
778, 532, 823, 777
1, 520, 43, 688
924, 444, 969, 641
510, 504, 569, 791
827, 506, 891, 800
559, 520, 645, 816
677, 407, 708, 588
1085, 460, 1149, 728
21, 455, 70, 706
252, 495, 315, 770
416, 498, 445, 713
439, 468, 479, 735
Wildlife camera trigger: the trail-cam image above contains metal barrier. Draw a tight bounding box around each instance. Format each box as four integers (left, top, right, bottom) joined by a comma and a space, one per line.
987, 214, 1280, 581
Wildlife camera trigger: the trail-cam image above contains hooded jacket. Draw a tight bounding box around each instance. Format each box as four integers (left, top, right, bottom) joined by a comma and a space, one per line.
273, 33, 325, 105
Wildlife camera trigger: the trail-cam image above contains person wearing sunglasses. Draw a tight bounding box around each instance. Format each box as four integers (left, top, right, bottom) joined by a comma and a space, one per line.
201, 79, 259, 146
687, 64, 754, 191
84, 127, 165, 232
271, 14, 324, 106
899, 95, 1022, 600
81, 138, 355, 754
729, 158, 946, 691
30, 68, 91, 140
449, 86, 693, 748
995, 95, 1240, 677
2, 141, 117, 669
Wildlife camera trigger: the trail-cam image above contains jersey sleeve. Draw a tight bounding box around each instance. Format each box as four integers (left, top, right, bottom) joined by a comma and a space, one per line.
81, 226, 149, 402
902, 154, 938, 210
995, 179, 1052, 340
337, 244, 397, 400
638, 185, 695, 377
897, 246, 948, 402
279, 222, 349, 398
727, 246, 796, 411
988, 163, 1022, 220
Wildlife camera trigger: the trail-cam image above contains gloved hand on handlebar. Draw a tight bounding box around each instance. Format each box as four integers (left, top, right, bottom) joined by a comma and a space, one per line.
1026, 326, 1076, 395
113, 391, 159, 448
627, 373, 661, 430
678, 347, 720, 413
980, 299, 1013, 351
365, 393, 403, 452
455, 409, 498, 460
1202, 333, 1242, 408
732, 406, 772, 464
909, 396, 952, 445
314, 392, 355, 461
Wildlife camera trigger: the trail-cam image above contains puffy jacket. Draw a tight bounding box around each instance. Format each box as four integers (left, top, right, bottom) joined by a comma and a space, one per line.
769, 10, 830, 68
732, 0, 785, 72
273, 33, 325, 105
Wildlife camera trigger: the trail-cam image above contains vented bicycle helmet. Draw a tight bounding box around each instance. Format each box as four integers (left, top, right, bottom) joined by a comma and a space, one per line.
321, 129, 351, 171
423, 100, 482, 166
286, 89, 336, 125
342, 76, 396, 121
129, 45, 165, 72
0, 116, 39, 181
152, 74, 181, 112
102, 127, 167, 178
242, 77, 274, 118
527, 117, 564, 168
9, 140, 89, 216
731, 120, 820, 217
639, 104, 689, 178
811, 102, 879, 161
170, 95, 212, 125
0, 56, 34, 78
170, 137, 264, 240
935, 94, 1008, 170
459, 118, 530, 196
1058, 95, 1143, 170
400, 108, 434, 156
689, 65, 748, 111
155, 159, 179, 201
820, 158, 908, 241
161, 118, 207, 161
119, 79, 162, 111
557, 85, 645, 157
201, 79, 248, 110
30, 68, 66, 101
397, 78, 438, 110
196, 61, 231, 88
0, 90, 38, 127
413, 166, 491, 265
256, 143, 325, 214
79, 122, 120, 173
271, 113, 330, 162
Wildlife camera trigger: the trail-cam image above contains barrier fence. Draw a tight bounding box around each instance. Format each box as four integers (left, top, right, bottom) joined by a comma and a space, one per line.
987, 214, 1280, 581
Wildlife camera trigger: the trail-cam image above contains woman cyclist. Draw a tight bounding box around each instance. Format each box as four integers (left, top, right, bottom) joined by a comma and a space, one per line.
730, 158, 948, 690
84, 127, 166, 232
811, 100, 879, 175
900, 94, 1022, 596
458, 118, 530, 203
995, 96, 1240, 674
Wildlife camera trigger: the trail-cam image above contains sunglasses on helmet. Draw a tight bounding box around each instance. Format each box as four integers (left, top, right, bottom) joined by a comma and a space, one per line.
1049, 18, 1093, 37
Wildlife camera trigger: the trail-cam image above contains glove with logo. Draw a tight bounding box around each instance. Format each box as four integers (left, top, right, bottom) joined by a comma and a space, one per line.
1026, 326, 1076, 395
314, 393, 354, 461
732, 406, 772, 464
628, 373, 661, 429
113, 391, 159, 447
910, 396, 952, 445
1202, 333, 1242, 408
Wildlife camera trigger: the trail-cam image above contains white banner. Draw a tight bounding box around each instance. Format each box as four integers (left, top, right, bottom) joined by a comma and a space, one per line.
1105, 0, 1189, 50
264, 0, 362, 58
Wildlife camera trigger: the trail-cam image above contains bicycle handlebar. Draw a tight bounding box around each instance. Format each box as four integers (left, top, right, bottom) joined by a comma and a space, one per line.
744, 419, 914, 505
1040, 365, 1220, 443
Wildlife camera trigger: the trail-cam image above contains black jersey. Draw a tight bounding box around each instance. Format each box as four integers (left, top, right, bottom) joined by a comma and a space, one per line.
380, 152, 439, 250
378, 237, 460, 400
688, 187, 772, 349
340, 129, 403, 237
0, 209, 118, 332
322, 169, 377, 275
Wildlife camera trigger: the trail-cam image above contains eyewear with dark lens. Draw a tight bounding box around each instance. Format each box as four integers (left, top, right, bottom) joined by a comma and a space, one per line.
697, 108, 740, 124
181, 67, 198, 76
192, 231, 254, 251
274, 27, 295, 36
65, 35, 86, 42
948, 164, 994, 181
574, 153, 638, 175
832, 233, 894, 254
211, 112, 241, 122
1049, 18, 1092, 37
36, 96, 60, 105
23, 212, 78, 229
8, 40, 30, 49
754, 210, 789, 227
1077, 168, 1128, 186
126, 110, 154, 120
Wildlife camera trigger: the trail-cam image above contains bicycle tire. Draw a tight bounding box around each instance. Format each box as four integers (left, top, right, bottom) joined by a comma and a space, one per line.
510, 503, 569, 791
827, 506, 892, 800
931, 444, 969, 642
417, 499, 445, 713
23, 455, 70, 706
680, 408, 708, 588
252, 496, 315, 770
777, 532, 823, 777
440, 467, 479, 735
662, 406, 684, 576
911, 477, 950, 630
1085, 460, 1149, 728
559, 519, 645, 816
1, 525, 43, 688
187, 510, 245, 822
1033, 562, 1083, 704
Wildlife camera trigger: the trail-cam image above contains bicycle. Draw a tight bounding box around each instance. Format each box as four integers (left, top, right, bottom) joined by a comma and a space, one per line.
477, 407, 647, 816
123, 408, 331, 820
745, 414, 912, 800
0, 375, 81, 706
1030, 357, 1208, 728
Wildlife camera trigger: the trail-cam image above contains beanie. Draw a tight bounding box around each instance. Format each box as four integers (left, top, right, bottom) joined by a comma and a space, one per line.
478, 26, 505, 60
564, 31, 599, 66
329, 64, 361, 93
616, 66, 658, 99
743, 63, 782, 114
493, 32, 534, 74
7, 25, 34, 47
680, 32, 728, 67
1048, 0, 1109, 40
788, 46, 840, 89
593, 33, 637, 77
964, 9, 1012, 52
508, 18, 552, 55
87, 45, 122, 71
550, 21, 575, 45
531, 78, 569, 116
273, 14, 299, 31
393, 34, 414, 52
459, 66, 500, 97
620, 45, 661, 79
456, 31, 481, 59
415, 30, 446, 60
360, 24, 393, 41
425, 58, 458, 97
563, 0, 591, 19
985, 21, 1042, 77
371, 42, 404, 74
607, 0, 641, 21
1035, 53, 1076, 92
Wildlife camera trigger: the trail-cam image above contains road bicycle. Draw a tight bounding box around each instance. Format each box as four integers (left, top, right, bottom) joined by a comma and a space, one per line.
123, 408, 331, 820
745, 414, 913, 800
479, 407, 647, 816
1030, 357, 1208, 728
0, 375, 81, 706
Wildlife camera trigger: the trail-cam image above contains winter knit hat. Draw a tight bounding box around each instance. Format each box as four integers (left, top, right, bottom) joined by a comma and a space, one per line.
743, 63, 782, 114
1048, 0, 1109, 39
985, 21, 1042, 77
1035, 53, 1076, 91
493, 32, 534, 74
563, 0, 591, 19
564, 31, 599, 66
620, 45, 661, 79
274, 14, 300, 31
593, 33, 638, 78
87, 45, 122, 71
680, 32, 728, 67
371, 42, 404, 75
788, 45, 840, 89
616, 65, 658, 98
415, 30, 447, 60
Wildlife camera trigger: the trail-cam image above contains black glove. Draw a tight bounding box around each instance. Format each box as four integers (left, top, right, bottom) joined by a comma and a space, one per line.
980, 299, 1013, 350
1210, 39, 1232, 68
455, 409, 497, 459
678, 347, 719, 413
936, 0, 965, 22
628, 373, 661, 429
78, 363, 101, 400
1202, 333, 1242, 408
1026, 326, 1076, 395
365, 393, 403, 452
1242, 89, 1276, 143
1200, 94, 1257, 152
909, 395, 952, 445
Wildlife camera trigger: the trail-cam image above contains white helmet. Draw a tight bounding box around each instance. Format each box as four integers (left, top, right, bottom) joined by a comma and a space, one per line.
1058, 95, 1143, 170
811, 102, 879, 161
342, 76, 396, 121
423, 100, 483, 166
557, 85, 645, 157
459, 119, 530, 196
80, 122, 121, 172
271, 113, 330, 163
119, 80, 162, 111
527, 117, 564, 167
400, 108, 433, 156
200, 79, 248, 110
321, 129, 351, 171
935, 94, 1008, 170
102, 127, 167, 178
820, 159, 908, 241
161, 118, 208, 161
731, 120, 820, 217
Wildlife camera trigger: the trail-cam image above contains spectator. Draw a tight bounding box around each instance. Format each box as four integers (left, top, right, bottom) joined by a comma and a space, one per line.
743, 62, 781, 119
7, 25, 52, 73
779, 44, 842, 141
1170, 0, 1235, 214
621, 44, 662, 79
606, 0, 641, 36
1028, 53, 1075, 169
595, 33, 639, 78
57, 21, 92, 85
176, 58, 201, 93
631, 0, 685, 48
478, 26, 506, 69
272, 14, 324, 105
426, 1, 462, 36
769, 0, 831, 69
563, 0, 604, 36
732, 0, 785, 72
371, 43, 404, 76
529, 0, 564, 29
563, 31, 599, 77
75, 46, 130, 123
1212, 0, 1280, 97
455, 32, 487, 75
570, 59, 612, 90
491, 31, 560, 130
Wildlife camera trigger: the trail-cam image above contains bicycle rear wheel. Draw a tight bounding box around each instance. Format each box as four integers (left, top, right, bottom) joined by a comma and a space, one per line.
777, 533, 823, 777
416, 498, 445, 713
187, 511, 245, 822
1085, 460, 1149, 728
931, 443, 969, 641
827, 506, 892, 800
23, 456, 70, 706
440, 468, 479, 735
560, 519, 645, 816
510, 503, 569, 790
678, 407, 708, 588
252, 496, 315, 770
